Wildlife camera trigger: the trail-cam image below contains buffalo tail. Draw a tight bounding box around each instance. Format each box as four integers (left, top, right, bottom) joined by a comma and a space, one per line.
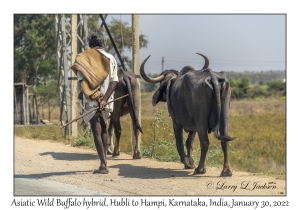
209, 69, 235, 142
123, 75, 143, 133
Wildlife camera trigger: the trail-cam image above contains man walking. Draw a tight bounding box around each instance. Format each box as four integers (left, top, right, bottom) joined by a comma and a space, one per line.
71, 30, 118, 174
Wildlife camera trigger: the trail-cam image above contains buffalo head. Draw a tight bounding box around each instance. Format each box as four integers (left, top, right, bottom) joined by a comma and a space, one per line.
140, 53, 210, 106
140, 56, 178, 106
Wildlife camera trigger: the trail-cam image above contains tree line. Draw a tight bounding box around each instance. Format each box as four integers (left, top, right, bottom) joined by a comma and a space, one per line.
228, 71, 286, 99
141, 73, 286, 99
230, 77, 285, 99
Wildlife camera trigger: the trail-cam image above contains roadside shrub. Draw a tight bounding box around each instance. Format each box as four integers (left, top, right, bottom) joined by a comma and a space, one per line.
69, 126, 95, 148
141, 109, 178, 162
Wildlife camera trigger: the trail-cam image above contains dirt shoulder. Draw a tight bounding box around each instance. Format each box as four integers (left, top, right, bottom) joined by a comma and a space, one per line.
14, 137, 286, 196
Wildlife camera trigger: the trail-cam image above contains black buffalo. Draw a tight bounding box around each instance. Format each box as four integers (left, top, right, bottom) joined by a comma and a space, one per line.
107, 69, 143, 159
140, 53, 235, 176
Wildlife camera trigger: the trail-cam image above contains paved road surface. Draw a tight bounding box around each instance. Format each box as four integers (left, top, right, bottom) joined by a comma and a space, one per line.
14, 175, 108, 196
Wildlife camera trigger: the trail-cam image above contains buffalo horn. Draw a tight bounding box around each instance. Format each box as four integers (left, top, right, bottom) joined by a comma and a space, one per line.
196, 53, 210, 70
140, 55, 165, 83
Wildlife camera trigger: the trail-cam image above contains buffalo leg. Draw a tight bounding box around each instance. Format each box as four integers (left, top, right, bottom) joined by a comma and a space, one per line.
185, 131, 196, 169
132, 125, 141, 159
219, 112, 232, 177
194, 125, 210, 174
173, 122, 193, 169
220, 141, 232, 177
112, 119, 121, 157
219, 85, 233, 177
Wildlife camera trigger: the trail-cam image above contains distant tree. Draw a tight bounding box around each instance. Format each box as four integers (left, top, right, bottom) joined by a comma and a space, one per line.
248, 84, 269, 98
266, 81, 286, 96
230, 78, 286, 99
266, 81, 285, 91
36, 80, 59, 121
227, 71, 286, 84
14, 14, 56, 85
230, 78, 251, 99
87, 15, 100, 30
14, 14, 58, 122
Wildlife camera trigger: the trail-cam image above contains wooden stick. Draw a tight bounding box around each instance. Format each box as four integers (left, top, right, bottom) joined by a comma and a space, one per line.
61, 94, 129, 129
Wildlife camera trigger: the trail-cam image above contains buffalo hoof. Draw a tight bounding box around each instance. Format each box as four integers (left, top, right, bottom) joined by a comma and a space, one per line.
220, 168, 232, 177
133, 154, 141, 159
194, 167, 206, 175
107, 145, 114, 155
181, 156, 195, 169
112, 151, 120, 157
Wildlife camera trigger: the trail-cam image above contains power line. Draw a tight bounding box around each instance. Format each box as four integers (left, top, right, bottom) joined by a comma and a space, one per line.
140, 55, 284, 65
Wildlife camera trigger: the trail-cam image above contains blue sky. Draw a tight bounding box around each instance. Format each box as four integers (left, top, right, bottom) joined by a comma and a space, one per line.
106, 14, 285, 74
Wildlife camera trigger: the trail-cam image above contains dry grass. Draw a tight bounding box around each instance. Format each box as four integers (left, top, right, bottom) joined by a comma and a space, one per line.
229, 97, 286, 116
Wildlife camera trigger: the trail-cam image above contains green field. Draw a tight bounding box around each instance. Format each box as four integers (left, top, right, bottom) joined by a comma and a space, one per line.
14, 93, 286, 175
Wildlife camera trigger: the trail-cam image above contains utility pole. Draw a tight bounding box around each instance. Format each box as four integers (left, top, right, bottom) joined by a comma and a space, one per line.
132, 14, 141, 154
55, 14, 88, 136
71, 15, 78, 136
162, 56, 164, 72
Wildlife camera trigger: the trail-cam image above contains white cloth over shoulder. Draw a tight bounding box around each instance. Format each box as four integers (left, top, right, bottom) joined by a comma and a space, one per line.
77, 49, 118, 123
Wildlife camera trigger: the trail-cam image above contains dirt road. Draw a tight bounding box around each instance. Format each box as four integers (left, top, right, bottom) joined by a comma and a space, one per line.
14, 137, 286, 196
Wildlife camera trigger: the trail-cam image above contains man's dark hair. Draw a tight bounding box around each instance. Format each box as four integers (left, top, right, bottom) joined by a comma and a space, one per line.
87, 30, 106, 48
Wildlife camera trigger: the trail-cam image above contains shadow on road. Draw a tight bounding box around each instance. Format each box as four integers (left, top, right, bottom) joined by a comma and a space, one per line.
39, 152, 98, 161
109, 163, 219, 179
14, 170, 91, 179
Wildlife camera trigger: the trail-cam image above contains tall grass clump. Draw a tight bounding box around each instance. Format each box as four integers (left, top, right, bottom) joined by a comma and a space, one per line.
14, 121, 96, 149
141, 109, 178, 162
203, 142, 237, 167
69, 125, 95, 148
14, 123, 65, 141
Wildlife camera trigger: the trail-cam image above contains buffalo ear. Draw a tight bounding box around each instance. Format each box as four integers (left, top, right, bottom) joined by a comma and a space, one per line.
152, 89, 163, 106
152, 81, 168, 106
